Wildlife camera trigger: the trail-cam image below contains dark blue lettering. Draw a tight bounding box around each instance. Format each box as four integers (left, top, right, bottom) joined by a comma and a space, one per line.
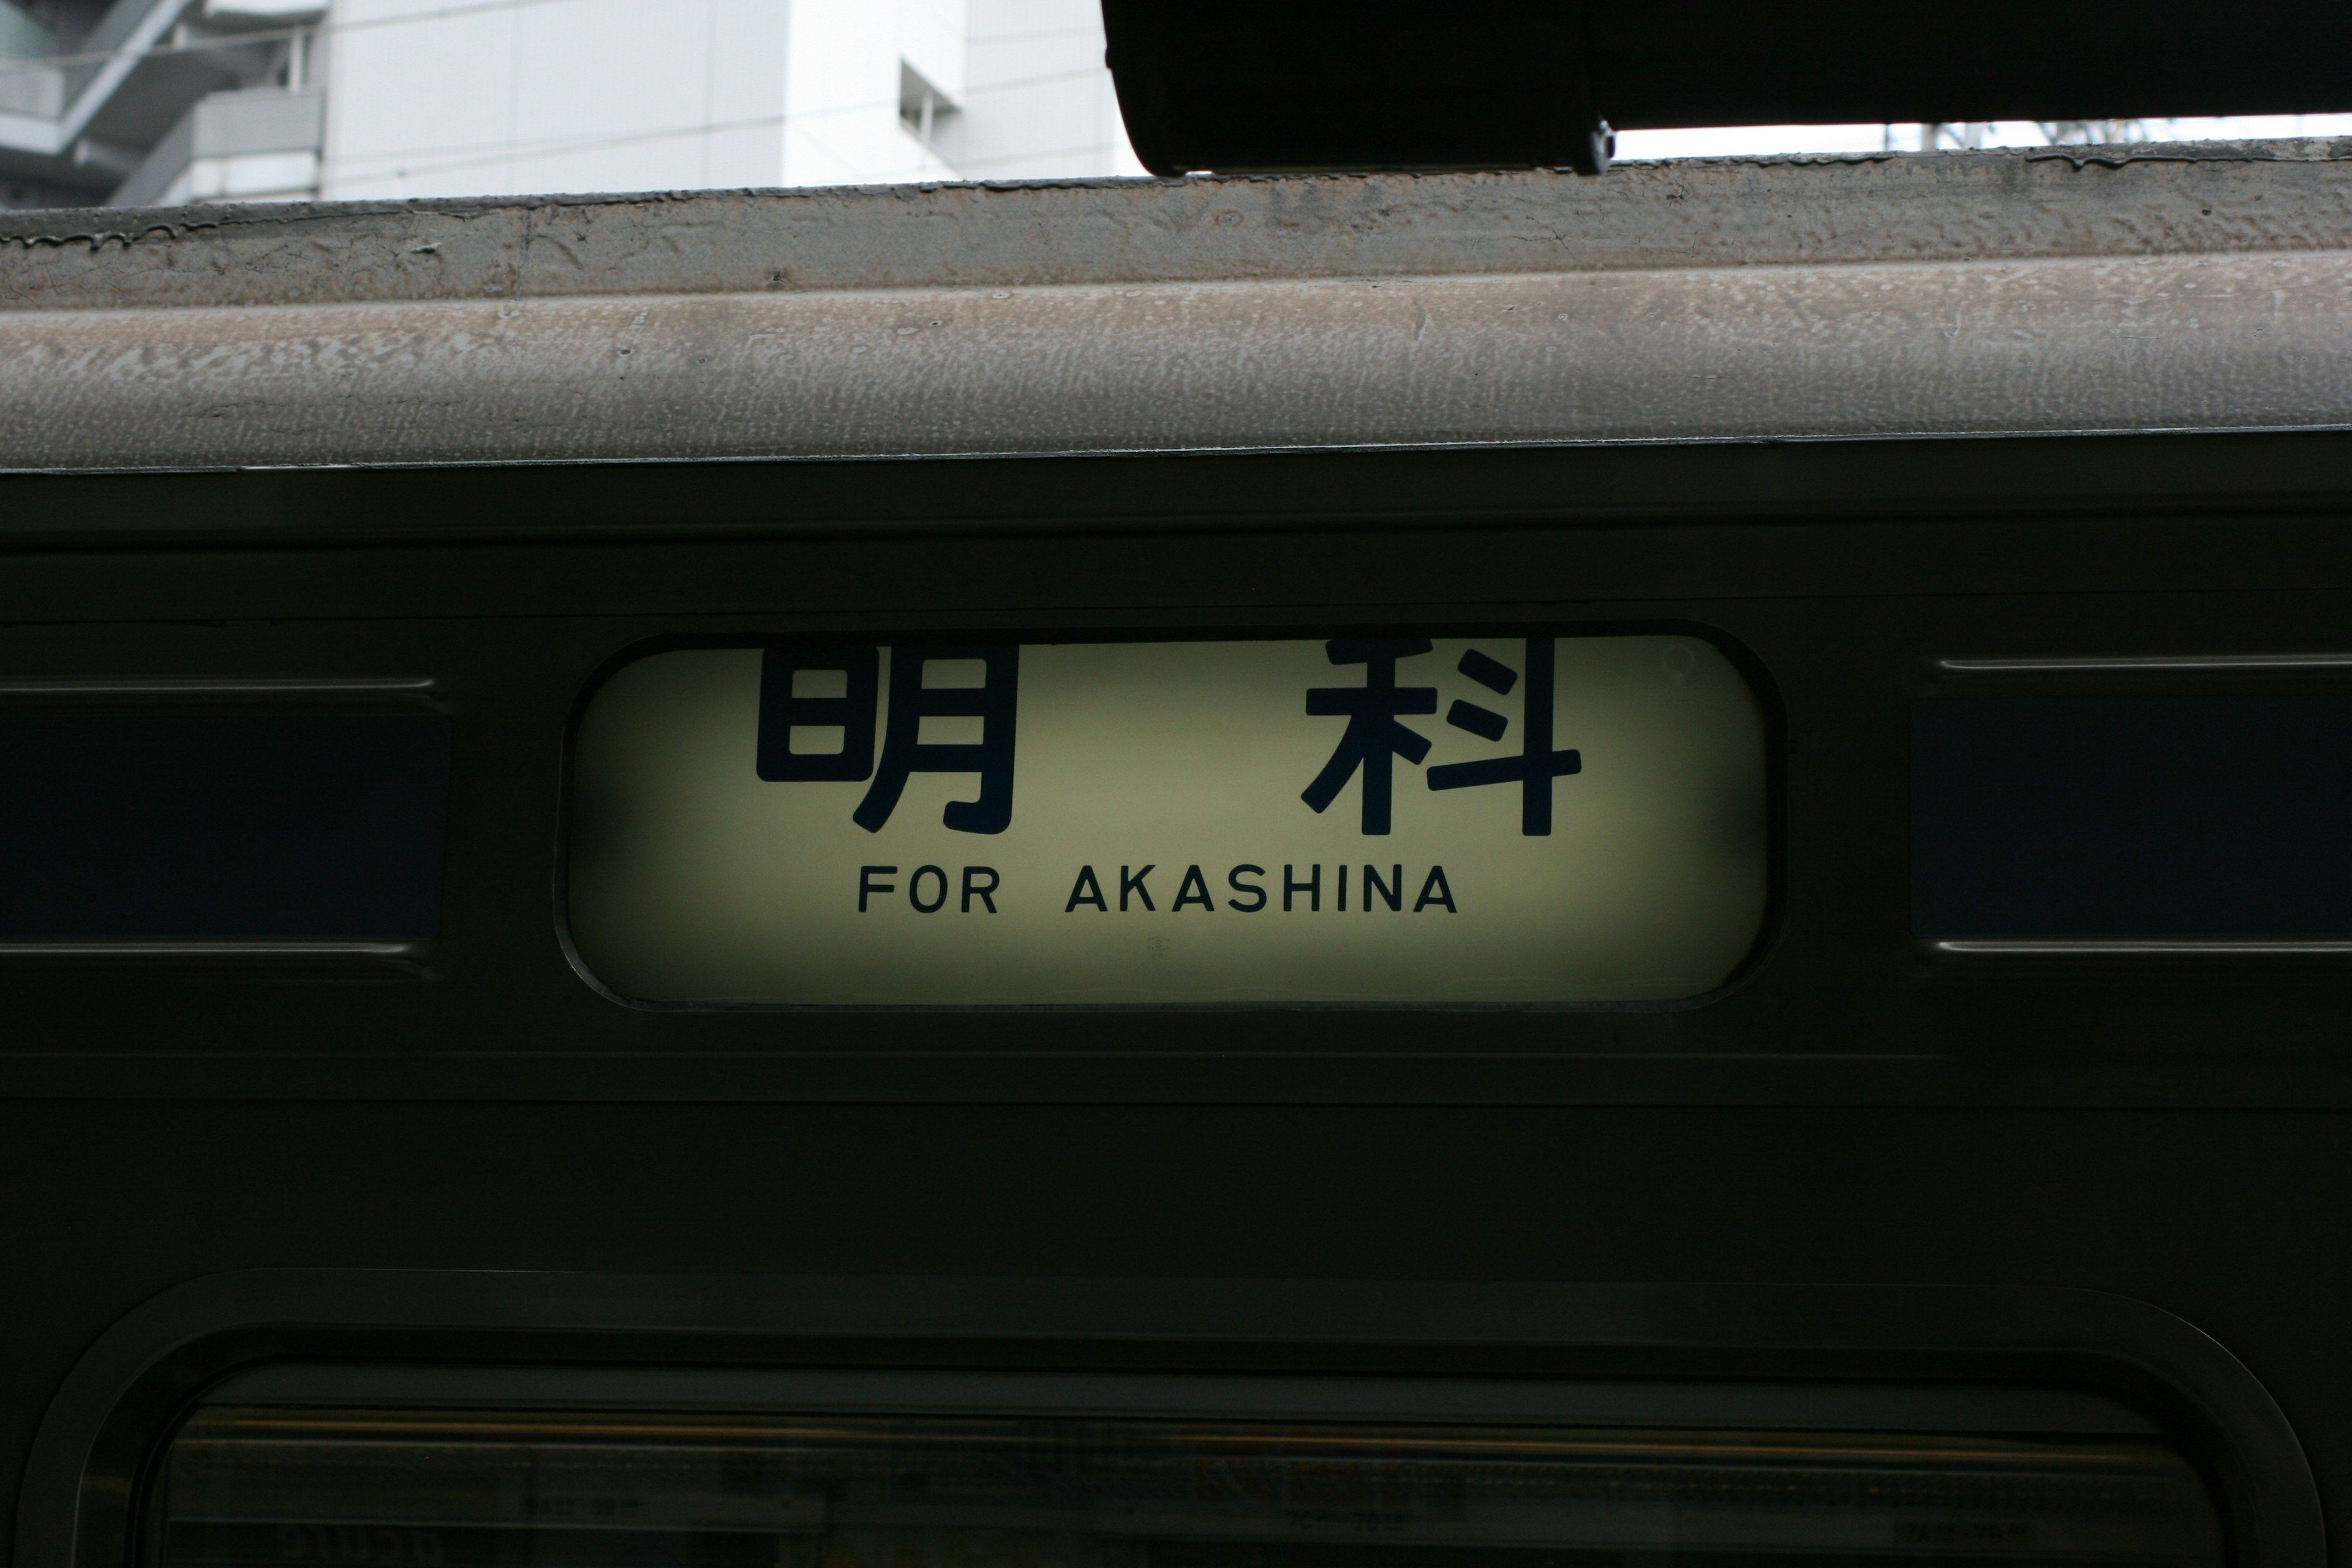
1365, 864, 1402, 911
1415, 864, 1458, 913
1066, 865, 1107, 912
854, 643, 1019, 835
908, 864, 948, 913
1457, 647, 1520, 695
758, 645, 880, 782
1446, 698, 1509, 742
1428, 638, 1581, 835
1301, 638, 1437, 835
1173, 865, 1214, 911
1285, 863, 1321, 912
1227, 864, 1267, 912
961, 865, 1000, 913
1120, 864, 1156, 911
858, 865, 897, 911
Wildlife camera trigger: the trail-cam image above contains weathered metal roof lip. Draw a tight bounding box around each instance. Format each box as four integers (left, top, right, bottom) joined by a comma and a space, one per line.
3, 139, 2352, 315
0, 248, 2346, 470
0, 145, 2343, 470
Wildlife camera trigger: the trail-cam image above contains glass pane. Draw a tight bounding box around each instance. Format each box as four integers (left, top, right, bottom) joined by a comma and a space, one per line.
157, 1406, 2224, 1568
1915, 694, 2352, 940
566, 634, 1770, 1005
0, 715, 451, 941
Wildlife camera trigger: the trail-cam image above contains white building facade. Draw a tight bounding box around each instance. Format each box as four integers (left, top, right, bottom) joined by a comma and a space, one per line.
0, 0, 1140, 209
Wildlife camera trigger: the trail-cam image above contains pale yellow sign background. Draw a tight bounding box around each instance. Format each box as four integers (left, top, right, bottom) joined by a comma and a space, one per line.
567, 635, 1768, 1005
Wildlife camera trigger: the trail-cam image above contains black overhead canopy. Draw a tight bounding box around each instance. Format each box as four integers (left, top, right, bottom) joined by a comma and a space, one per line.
1099, 0, 2352, 175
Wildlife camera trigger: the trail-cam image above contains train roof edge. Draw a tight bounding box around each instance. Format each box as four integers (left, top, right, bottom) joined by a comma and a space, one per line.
2, 141, 2351, 469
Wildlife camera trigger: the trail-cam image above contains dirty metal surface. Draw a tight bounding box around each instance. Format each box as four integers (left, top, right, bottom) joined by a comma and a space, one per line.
2, 144, 2350, 469
0, 249, 2345, 469
0, 141, 2346, 313
0, 247, 2342, 470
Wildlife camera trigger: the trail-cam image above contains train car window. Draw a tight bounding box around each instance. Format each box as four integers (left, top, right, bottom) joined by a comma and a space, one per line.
1914, 695, 2352, 941
0, 715, 453, 943
153, 1400, 2223, 1568
565, 633, 1770, 1005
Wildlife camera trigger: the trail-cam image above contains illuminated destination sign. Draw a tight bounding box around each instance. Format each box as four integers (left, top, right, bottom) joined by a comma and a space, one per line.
566, 633, 1769, 1005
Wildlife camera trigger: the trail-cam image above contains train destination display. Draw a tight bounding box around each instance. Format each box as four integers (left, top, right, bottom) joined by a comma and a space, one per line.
565, 633, 1768, 1005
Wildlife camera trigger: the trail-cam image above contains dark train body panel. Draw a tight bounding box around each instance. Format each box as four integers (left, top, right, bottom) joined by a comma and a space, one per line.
2, 148, 2350, 1568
